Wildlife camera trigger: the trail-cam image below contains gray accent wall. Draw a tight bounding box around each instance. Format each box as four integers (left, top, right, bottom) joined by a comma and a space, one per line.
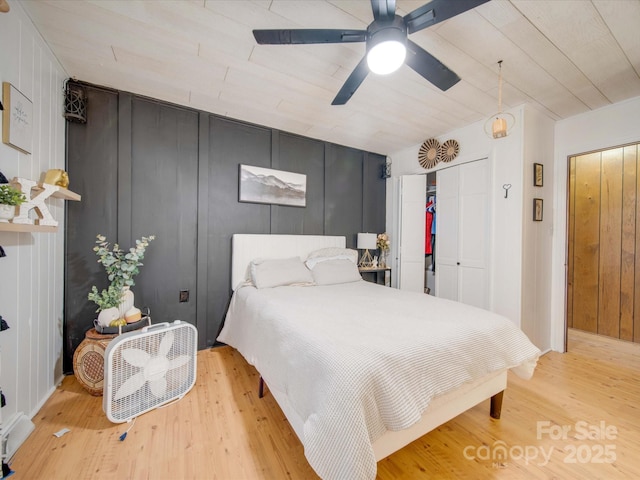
64, 82, 386, 372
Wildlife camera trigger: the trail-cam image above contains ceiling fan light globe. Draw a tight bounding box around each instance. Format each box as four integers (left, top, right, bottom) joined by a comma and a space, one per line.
367, 41, 406, 75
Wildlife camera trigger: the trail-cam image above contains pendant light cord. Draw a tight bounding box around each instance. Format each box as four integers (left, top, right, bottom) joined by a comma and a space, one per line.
497, 60, 503, 114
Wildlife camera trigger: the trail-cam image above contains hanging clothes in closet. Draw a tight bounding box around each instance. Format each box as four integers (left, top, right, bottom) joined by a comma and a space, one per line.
426, 196, 436, 271
425, 196, 435, 255
424, 197, 433, 255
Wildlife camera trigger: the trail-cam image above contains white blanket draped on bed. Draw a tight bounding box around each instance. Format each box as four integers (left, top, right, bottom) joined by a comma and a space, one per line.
218, 280, 540, 480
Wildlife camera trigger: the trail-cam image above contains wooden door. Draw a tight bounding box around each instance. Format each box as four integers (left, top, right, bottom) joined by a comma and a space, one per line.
568, 143, 640, 342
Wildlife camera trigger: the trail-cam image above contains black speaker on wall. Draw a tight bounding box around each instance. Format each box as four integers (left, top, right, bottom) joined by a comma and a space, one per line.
63, 80, 87, 124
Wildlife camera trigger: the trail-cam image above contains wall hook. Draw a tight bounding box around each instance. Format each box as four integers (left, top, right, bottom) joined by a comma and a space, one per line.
503, 184, 512, 198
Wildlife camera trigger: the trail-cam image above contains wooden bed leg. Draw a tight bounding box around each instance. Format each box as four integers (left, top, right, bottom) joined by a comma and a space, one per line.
490, 390, 504, 419
258, 376, 265, 399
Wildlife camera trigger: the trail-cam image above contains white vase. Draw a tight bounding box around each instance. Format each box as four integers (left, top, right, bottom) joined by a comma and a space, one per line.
97, 307, 119, 327
0, 204, 15, 222
118, 287, 135, 318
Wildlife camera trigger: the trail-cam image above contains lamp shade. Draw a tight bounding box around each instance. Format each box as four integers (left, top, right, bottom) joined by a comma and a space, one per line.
357, 233, 377, 250
492, 117, 508, 138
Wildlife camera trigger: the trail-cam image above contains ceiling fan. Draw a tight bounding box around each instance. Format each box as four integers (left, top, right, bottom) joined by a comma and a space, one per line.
253, 0, 490, 105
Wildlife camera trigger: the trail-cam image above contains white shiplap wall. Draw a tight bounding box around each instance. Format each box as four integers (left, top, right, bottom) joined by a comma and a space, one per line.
521, 105, 555, 351
388, 104, 555, 353
391, 95, 640, 354
551, 95, 640, 352
0, 1, 67, 456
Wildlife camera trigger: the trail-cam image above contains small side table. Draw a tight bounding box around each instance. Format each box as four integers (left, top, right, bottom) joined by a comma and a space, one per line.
359, 267, 391, 286
73, 328, 118, 396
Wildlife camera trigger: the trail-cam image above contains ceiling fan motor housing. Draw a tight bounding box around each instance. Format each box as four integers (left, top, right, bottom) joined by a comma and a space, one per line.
366, 15, 407, 52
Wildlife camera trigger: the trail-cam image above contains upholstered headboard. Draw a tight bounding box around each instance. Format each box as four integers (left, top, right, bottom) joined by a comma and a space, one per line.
231, 234, 346, 290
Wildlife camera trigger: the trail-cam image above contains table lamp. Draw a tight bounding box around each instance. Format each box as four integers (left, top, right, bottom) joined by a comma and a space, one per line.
357, 233, 377, 268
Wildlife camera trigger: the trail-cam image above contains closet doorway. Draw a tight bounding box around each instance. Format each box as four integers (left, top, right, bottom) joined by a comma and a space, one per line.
567, 142, 640, 343
397, 158, 489, 309
425, 172, 436, 295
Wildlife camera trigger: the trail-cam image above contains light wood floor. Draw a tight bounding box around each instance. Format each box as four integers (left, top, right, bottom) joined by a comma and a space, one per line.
10, 329, 640, 479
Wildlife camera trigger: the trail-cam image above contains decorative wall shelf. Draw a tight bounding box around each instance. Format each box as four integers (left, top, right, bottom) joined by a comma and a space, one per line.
0, 222, 58, 233
0, 178, 81, 233
36, 186, 81, 202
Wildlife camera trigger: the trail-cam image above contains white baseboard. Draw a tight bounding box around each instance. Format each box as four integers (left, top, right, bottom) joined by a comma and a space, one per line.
1, 376, 63, 463
30, 380, 61, 419
1, 412, 35, 461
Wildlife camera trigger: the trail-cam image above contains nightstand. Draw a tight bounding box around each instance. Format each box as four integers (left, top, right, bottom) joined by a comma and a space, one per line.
359, 267, 391, 286
73, 328, 119, 396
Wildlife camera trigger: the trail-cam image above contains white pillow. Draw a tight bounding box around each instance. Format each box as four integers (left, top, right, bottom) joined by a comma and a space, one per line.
311, 259, 362, 285
305, 247, 358, 269
250, 257, 314, 289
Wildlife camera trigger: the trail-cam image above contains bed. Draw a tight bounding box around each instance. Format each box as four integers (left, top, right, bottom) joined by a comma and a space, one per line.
218, 234, 540, 480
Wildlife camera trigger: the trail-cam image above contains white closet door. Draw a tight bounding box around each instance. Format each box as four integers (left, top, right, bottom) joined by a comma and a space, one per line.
435, 167, 459, 300
458, 160, 489, 308
436, 159, 489, 308
398, 174, 426, 292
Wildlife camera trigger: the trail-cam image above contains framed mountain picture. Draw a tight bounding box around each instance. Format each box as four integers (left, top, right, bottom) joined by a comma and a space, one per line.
239, 164, 306, 207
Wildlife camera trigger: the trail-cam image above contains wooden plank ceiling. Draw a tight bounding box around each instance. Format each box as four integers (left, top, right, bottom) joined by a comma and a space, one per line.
19, 0, 640, 155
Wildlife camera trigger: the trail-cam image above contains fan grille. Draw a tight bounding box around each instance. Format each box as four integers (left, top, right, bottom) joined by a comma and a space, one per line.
103, 322, 197, 423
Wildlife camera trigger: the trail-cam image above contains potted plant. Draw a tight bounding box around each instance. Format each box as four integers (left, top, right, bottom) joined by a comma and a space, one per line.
0, 184, 26, 222
88, 233, 155, 327
87, 284, 123, 327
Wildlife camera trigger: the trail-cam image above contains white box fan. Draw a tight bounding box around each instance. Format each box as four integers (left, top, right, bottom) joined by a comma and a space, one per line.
103, 321, 197, 423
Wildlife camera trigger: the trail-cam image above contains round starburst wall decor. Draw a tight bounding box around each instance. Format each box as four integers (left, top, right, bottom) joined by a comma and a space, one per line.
418, 138, 441, 169
440, 139, 460, 163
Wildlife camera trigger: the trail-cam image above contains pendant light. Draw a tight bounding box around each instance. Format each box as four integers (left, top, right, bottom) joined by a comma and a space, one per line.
484, 60, 515, 139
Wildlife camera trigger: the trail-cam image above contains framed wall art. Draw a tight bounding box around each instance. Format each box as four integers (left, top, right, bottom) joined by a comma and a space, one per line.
533, 198, 543, 221
2, 82, 33, 154
239, 164, 306, 207
533, 163, 543, 187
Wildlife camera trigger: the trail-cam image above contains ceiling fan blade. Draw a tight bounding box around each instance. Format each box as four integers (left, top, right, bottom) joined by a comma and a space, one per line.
403, 0, 490, 34
370, 0, 396, 21
331, 56, 370, 105
253, 29, 366, 45
405, 39, 460, 91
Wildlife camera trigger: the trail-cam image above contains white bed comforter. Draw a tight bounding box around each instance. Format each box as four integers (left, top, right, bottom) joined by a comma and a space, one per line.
218, 280, 540, 480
